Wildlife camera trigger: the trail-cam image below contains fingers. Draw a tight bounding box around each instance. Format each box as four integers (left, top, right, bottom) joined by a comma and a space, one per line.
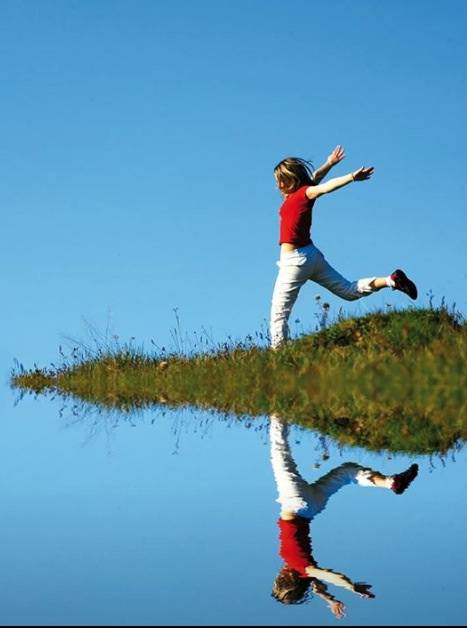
359, 589, 375, 598
329, 145, 345, 164
354, 166, 374, 180
353, 581, 376, 598
334, 145, 345, 161
334, 602, 346, 619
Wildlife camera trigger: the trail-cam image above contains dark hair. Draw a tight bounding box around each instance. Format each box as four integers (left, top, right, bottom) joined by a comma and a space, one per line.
273, 157, 315, 194
271, 567, 312, 605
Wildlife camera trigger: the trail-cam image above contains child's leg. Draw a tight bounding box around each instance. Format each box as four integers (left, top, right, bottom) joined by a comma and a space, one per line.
302, 462, 394, 518
310, 250, 388, 301
269, 415, 310, 513
270, 261, 309, 348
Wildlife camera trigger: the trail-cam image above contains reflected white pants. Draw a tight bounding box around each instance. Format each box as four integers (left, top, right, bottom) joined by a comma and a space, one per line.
270, 243, 376, 348
270, 416, 387, 519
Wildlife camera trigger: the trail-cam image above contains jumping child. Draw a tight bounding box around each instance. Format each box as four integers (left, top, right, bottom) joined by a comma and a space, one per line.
270, 146, 417, 348
269, 414, 419, 617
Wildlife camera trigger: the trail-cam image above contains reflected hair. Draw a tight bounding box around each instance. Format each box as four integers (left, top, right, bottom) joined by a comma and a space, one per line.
271, 567, 312, 605
273, 157, 315, 194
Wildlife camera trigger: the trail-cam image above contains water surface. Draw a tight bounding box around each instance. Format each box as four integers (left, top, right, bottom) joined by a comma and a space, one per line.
1, 388, 466, 626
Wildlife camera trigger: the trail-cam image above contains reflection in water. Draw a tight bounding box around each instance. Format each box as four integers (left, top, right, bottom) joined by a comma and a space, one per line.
269, 415, 418, 619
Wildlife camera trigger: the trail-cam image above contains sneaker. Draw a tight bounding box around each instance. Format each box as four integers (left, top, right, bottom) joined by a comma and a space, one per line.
391, 463, 419, 494
390, 269, 418, 300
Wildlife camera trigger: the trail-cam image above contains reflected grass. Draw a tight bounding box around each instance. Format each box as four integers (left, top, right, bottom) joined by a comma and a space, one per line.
11, 307, 466, 455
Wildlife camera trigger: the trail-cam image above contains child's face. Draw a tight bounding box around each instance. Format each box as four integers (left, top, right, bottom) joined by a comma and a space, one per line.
274, 175, 287, 196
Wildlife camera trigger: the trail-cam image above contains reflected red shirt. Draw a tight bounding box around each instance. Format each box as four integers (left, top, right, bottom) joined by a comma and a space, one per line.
279, 185, 315, 246
278, 517, 316, 577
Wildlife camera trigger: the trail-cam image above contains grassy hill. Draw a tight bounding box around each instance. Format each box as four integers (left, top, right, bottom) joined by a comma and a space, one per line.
11, 307, 466, 455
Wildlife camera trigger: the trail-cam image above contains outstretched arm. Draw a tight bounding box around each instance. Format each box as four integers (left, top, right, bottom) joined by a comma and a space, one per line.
311, 580, 347, 619
313, 145, 345, 184
305, 166, 374, 201
306, 566, 375, 599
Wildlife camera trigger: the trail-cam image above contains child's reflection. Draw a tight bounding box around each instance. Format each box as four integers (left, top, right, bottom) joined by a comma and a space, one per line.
270, 415, 418, 618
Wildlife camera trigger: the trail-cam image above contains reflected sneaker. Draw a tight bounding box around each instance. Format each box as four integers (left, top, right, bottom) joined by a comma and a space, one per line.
390, 269, 418, 300
391, 463, 419, 494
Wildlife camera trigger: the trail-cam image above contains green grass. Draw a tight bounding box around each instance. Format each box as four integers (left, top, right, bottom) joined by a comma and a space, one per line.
11, 306, 467, 455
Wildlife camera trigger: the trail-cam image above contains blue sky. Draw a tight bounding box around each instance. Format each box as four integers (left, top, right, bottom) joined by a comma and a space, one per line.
2, 0, 466, 367
1, 5, 466, 624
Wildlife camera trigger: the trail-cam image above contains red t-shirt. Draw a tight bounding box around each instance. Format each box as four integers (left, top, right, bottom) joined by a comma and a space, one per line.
279, 185, 315, 246
278, 517, 316, 577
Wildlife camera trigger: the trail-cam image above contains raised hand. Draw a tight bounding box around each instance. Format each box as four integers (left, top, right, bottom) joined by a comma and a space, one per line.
330, 600, 346, 619
352, 166, 374, 181
327, 145, 345, 166
353, 582, 375, 599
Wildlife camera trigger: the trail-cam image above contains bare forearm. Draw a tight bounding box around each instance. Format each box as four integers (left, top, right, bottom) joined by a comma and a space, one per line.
308, 173, 354, 199
321, 173, 354, 193
313, 145, 346, 184
312, 581, 337, 603
312, 159, 334, 184
306, 566, 354, 591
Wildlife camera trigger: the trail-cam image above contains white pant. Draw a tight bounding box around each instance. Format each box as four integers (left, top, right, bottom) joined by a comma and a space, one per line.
270, 243, 376, 348
270, 416, 387, 519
